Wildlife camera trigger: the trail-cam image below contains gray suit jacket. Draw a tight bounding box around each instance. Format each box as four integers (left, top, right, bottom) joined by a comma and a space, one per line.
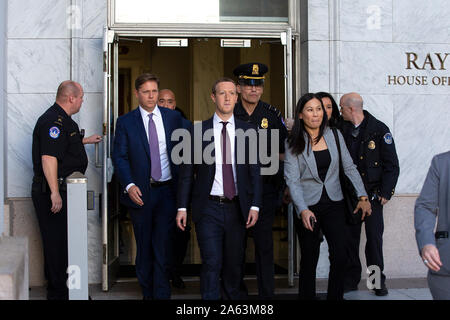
284, 127, 367, 217
415, 151, 450, 252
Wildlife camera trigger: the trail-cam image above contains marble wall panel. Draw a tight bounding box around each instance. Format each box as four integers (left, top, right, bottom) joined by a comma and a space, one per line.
82, 0, 107, 39
339, 0, 392, 42
308, 41, 330, 93
0, 0, 6, 236
359, 94, 395, 136
73, 39, 104, 93
7, 39, 70, 94
7, 0, 70, 39
6, 94, 55, 198
393, 94, 450, 194
393, 0, 450, 43
339, 42, 450, 95
307, 0, 329, 41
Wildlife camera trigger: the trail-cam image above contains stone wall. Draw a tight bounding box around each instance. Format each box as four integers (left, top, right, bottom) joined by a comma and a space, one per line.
6, 0, 106, 285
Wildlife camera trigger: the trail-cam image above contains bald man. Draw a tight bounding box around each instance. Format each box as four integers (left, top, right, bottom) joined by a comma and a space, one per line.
339, 93, 399, 296
158, 89, 187, 119
157, 88, 191, 289
31, 81, 101, 299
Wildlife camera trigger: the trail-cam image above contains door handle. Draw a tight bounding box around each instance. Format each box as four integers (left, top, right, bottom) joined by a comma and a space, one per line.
95, 141, 103, 168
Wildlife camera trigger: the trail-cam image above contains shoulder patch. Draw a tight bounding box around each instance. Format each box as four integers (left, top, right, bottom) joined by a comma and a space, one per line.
49, 127, 61, 139
383, 133, 393, 145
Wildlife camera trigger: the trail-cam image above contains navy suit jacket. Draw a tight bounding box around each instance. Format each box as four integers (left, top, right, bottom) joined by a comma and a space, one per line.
112, 106, 188, 209
177, 117, 263, 223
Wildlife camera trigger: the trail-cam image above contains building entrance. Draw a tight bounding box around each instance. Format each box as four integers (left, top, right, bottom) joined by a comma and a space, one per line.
101, 32, 296, 292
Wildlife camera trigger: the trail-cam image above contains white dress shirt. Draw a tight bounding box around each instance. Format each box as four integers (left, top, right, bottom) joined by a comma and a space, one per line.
126, 106, 172, 192
178, 113, 259, 212
210, 113, 238, 196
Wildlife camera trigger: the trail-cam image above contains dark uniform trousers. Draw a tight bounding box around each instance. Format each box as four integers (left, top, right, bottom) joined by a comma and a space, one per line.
31, 183, 68, 300
345, 199, 385, 288
244, 186, 277, 299
195, 198, 246, 300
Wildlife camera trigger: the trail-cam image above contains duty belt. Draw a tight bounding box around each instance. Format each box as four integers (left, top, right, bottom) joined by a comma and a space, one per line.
33, 176, 66, 192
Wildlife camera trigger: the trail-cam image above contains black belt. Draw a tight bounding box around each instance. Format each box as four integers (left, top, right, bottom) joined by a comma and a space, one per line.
435, 231, 449, 239
208, 195, 239, 204
150, 179, 172, 188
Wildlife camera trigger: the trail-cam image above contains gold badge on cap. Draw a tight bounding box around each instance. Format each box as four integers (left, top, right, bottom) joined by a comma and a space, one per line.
261, 118, 269, 129
368, 141, 376, 150
252, 64, 259, 75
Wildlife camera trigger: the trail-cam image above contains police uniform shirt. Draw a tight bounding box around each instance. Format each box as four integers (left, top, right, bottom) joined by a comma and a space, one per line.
32, 103, 88, 179
234, 100, 288, 159
342, 110, 399, 200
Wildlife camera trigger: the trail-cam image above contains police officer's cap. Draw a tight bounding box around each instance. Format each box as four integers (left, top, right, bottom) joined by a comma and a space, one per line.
233, 62, 268, 86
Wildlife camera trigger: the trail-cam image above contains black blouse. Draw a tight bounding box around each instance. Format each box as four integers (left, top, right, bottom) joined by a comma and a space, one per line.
314, 149, 331, 182
314, 149, 332, 203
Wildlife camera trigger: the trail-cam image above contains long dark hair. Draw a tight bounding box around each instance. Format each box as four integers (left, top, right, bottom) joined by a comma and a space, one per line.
316, 92, 341, 128
287, 93, 327, 156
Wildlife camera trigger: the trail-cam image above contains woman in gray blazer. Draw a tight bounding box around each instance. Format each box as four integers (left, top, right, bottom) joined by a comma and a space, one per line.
285, 93, 371, 300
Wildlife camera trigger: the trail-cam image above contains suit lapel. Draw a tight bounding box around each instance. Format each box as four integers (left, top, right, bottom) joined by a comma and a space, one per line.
302, 137, 321, 183
323, 128, 337, 182
159, 107, 171, 154
133, 108, 151, 160
203, 118, 216, 181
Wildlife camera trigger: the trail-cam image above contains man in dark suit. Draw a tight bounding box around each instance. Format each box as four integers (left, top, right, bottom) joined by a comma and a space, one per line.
176, 77, 262, 300
158, 88, 190, 289
112, 73, 185, 300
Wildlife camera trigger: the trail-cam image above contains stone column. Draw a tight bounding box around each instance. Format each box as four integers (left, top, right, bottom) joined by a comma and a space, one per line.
191, 38, 224, 121
0, 0, 5, 237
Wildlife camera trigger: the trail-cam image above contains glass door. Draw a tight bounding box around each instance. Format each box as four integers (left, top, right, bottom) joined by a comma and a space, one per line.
102, 29, 296, 290
102, 27, 121, 291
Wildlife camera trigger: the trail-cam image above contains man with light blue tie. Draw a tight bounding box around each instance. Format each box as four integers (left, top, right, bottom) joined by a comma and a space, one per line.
176, 78, 262, 300
112, 73, 185, 300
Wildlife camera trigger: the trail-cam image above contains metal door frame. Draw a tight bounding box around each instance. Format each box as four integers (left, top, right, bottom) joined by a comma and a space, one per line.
102, 26, 298, 291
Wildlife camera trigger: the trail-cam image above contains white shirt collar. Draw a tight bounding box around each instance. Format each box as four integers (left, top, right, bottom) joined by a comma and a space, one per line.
139, 105, 161, 119
213, 113, 235, 126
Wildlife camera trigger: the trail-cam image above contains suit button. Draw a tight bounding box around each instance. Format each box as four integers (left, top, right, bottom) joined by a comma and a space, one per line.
361, 173, 365, 176
375, 162, 378, 166
360, 156, 364, 160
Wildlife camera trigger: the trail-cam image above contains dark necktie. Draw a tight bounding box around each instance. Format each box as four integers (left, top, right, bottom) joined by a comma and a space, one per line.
221, 121, 236, 200
148, 114, 162, 181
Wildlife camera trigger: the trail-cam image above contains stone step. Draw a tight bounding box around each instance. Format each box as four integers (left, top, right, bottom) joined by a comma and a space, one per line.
0, 237, 28, 300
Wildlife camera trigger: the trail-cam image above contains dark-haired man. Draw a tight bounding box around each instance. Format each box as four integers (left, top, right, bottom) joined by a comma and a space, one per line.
176, 78, 262, 300
113, 73, 186, 299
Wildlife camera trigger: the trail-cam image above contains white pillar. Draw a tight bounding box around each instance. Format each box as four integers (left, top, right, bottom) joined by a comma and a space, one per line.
0, 0, 7, 237
66, 172, 89, 300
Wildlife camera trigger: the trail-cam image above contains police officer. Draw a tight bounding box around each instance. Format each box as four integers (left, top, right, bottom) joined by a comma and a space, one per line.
233, 62, 288, 299
31, 81, 102, 300
339, 92, 399, 296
